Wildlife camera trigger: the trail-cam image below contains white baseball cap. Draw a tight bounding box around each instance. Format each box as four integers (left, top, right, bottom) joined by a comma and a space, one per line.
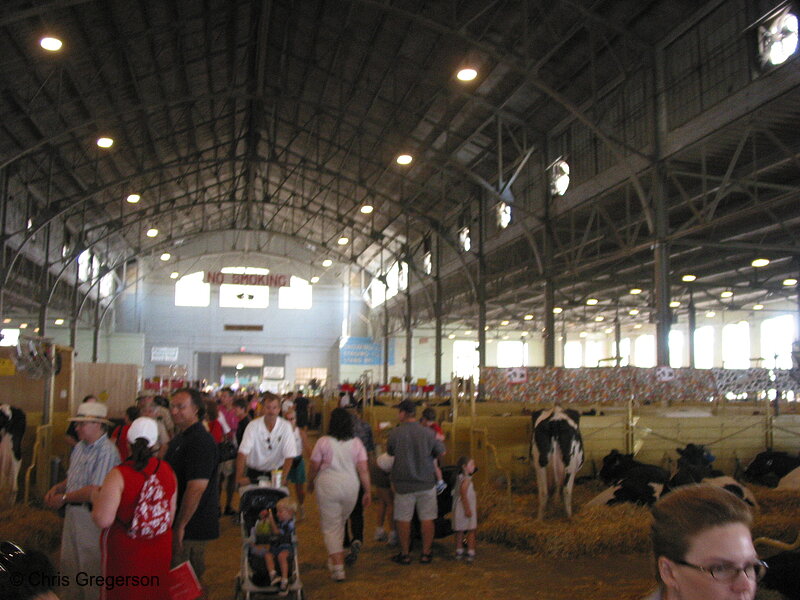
127, 417, 159, 448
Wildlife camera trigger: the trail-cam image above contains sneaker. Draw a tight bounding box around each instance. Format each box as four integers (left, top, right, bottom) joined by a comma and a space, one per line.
387, 530, 398, 546
435, 479, 447, 494
278, 580, 289, 596
374, 527, 387, 542
454, 550, 464, 561
331, 566, 346, 582
345, 539, 361, 565
269, 572, 280, 586
465, 553, 475, 564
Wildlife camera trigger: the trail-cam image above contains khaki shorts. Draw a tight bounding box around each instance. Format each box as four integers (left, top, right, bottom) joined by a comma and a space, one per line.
393, 487, 437, 522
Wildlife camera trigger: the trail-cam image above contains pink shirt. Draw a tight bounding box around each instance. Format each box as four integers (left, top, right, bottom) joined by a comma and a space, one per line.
310, 436, 367, 469
219, 405, 239, 440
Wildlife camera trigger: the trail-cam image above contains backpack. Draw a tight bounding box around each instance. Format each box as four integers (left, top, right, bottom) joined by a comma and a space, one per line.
127, 460, 171, 539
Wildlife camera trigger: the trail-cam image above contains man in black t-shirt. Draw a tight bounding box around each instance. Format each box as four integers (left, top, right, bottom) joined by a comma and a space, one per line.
165, 387, 219, 583
293, 392, 310, 429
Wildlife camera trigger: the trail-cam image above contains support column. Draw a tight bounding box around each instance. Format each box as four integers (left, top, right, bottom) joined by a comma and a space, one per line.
434, 238, 442, 391
688, 287, 696, 368
382, 303, 389, 384
70, 258, 79, 350
404, 285, 412, 388
614, 315, 622, 367
544, 279, 555, 366
92, 295, 100, 363
477, 191, 487, 400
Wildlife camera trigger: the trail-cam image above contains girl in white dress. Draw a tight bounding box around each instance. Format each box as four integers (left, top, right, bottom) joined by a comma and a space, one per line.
452, 456, 477, 563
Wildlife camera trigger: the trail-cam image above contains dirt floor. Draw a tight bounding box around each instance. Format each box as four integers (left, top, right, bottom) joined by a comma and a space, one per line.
204, 490, 656, 600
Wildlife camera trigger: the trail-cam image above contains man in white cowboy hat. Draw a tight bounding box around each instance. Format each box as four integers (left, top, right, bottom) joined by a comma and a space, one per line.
44, 400, 120, 600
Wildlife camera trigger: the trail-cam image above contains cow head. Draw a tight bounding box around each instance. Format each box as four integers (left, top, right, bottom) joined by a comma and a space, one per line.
676, 443, 714, 468
599, 449, 636, 485
743, 450, 800, 485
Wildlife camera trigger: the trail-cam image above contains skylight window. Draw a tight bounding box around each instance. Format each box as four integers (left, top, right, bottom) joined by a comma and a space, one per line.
458, 227, 471, 252
496, 202, 511, 229
175, 271, 211, 307
759, 10, 799, 66
423, 251, 432, 275
278, 276, 312, 310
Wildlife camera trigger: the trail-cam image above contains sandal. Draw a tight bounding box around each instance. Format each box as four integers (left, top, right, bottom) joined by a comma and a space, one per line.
390, 553, 411, 565
419, 553, 433, 564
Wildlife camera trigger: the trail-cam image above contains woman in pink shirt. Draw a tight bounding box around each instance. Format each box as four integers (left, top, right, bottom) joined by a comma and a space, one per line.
308, 408, 371, 582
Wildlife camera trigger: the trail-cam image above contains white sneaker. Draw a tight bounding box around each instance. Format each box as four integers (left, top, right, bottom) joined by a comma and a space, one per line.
435, 479, 447, 494
331, 566, 346, 582
387, 530, 398, 546
374, 527, 387, 542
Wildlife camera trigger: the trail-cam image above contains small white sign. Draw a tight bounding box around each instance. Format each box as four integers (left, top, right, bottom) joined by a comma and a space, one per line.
262, 366, 285, 380
151, 346, 180, 363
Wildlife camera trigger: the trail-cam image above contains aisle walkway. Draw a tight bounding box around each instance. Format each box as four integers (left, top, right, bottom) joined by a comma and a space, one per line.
203, 487, 654, 600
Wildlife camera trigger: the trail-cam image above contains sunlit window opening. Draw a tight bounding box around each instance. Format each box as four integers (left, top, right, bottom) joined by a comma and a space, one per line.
453, 340, 479, 382
218, 267, 270, 309
634, 334, 656, 367
175, 271, 211, 307
759, 11, 799, 66
496, 202, 511, 229
459, 227, 471, 252
549, 158, 570, 196
278, 276, 312, 310
669, 330, 684, 368
497, 340, 527, 368
365, 261, 407, 308
613, 338, 631, 366
694, 326, 714, 369
584, 340, 605, 367
423, 251, 432, 275
99, 271, 114, 298
365, 278, 387, 308
0, 329, 20, 347
722, 321, 750, 369
761, 314, 795, 369
564, 340, 583, 368
78, 250, 91, 282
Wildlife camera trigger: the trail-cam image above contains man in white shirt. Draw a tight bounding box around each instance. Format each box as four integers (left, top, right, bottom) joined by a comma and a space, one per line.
236, 393, 297, 485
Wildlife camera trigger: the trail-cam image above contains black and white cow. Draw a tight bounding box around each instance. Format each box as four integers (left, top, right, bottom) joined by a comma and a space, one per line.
530, 405, 584, 520
586, 450, 669, 508
0, 404, 26, 507
744, 450, 800, 489
669, 444, 757, 508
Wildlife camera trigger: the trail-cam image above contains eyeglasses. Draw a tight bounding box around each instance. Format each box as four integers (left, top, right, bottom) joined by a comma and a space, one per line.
674, 559, 768, 582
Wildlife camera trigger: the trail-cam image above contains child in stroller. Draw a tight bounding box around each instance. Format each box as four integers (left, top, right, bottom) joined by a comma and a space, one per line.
252, 499, 296, 595
236, 486, 303, 600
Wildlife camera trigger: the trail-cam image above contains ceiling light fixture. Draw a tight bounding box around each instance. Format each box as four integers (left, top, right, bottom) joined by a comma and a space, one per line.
553, 307, 563, 314
630, 288, 643, 295
669, 301, 681, 308
96, 137, 114, 148
19, 323, 28, 329
783, 278, 797, 286
54, 318, 64, 325
705, 311, 716, 318
720, 290, 733, 298
126, 194, 140, 204
523, 314, 533, 321
448, 333, 456, 340
337, 236, 349, 246
633, 323, 642, 329
465, 330, 472, 335
751, 258, 770, 268
594, 315, 605, 322
360, 204, 374, 214
456, 67, 477, 81
500, 320, 509, 326
579, 331, 588, 338
160, 253, 171, 261
2, 318, 11, 324
40, 37, 63, 51
170, 272, 179, 279
396, 154, 413, 165
629, 309, 640, 316
322, 259, 333, 268
681, 274, 697, 282
586, 298, 598, 305
146, 228, 158, 238
310, 276, 320, 284
753, 304, 764, 310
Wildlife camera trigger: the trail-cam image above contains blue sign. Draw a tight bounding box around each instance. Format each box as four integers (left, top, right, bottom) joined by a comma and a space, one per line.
340, 337, 394, 366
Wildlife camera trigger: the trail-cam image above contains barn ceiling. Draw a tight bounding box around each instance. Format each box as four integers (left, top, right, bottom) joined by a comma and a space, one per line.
1, 0, 799, 335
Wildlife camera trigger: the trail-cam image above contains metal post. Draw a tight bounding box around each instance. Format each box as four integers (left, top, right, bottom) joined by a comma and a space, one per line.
404, 284, 412, 388
544, 279, 555, 366
688, 287, 696, 368
92, 295, 100, 363
615, 316, 622, 366
477, 190, 486, 401
653, 46, 671, 367
70, 258, 79, 349
382, 303, 389, 384
434, 237, 443, 392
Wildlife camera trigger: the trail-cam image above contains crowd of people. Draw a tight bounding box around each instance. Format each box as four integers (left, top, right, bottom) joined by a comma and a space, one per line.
2, 387, 772, 600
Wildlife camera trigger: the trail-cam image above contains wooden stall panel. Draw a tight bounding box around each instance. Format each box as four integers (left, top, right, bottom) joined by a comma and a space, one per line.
580, 416, 628, 476
73, 363, 139, 418
634, 416, 765, 474
772, 415, 800, 452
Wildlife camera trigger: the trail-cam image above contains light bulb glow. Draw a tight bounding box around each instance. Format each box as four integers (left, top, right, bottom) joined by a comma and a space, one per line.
19, 323, 28, 329
629, 309, 640, 316
681, 274, 697, 282
360, 205, 374, 214
783, 278, 797, 286
630, 288, 642, 295
500, 320, 509, 326
753, 304, 764, 310
310, 276, 320, 283
721, 290, 733, 298
594, 315, 605, 322
705, 311, 716, 318
396, 154, 413, 165
160, 253, 171, 261
170, 272, 179, 279
586, 298, 598, 305
54, 318, 64, 325
523, 314, 533, 321
752, 258, 770, 268
553, 307, 563, 314
448, 333, 456, 339
96, 137, 114, 148
146, 228, 158, 238
669, 301, 680, 308
322, 259, 333, 268
456, 68, 477, 81
126, 194, 140, 204
337, 236, 349, 246
40, 37, 63, 51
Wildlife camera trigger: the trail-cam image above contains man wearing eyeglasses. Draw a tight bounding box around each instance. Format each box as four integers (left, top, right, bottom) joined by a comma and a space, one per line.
236, 393, 297, 486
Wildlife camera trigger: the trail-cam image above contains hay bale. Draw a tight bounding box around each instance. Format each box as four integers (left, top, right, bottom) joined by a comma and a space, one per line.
0, 505, 62, 552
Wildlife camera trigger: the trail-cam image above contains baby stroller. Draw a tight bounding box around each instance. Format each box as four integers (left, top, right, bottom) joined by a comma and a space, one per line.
234, 485, 304, 600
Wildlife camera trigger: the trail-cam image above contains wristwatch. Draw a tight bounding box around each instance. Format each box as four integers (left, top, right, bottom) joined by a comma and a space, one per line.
61, 493, 67, 504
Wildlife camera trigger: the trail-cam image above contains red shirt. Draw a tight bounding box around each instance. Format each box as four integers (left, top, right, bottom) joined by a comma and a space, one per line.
206, 419, 224, 444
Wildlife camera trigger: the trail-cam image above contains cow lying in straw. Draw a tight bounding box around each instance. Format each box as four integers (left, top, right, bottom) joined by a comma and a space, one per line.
530, 405, 584, 520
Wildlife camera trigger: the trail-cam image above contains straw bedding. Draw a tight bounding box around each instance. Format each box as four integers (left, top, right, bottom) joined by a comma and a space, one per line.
0, 505, 63, 551
479, 480, 800, 558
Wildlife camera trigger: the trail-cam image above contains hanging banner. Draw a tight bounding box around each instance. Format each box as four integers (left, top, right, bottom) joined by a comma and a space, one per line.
203, 271, 291, 287
340, 337, 395, 366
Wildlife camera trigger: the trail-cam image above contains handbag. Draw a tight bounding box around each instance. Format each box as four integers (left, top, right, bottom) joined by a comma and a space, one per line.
218, 439, 237, 462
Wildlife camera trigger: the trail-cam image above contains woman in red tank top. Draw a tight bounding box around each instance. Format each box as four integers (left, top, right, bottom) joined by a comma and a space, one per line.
92, 417, 177, 600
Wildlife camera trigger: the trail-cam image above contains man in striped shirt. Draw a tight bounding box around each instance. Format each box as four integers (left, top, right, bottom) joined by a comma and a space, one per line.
45, 401, 120, 600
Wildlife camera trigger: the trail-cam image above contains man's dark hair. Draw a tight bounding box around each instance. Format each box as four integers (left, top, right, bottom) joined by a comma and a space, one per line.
421, 407, 437, 422
173, 387, 205, 420
220, 387, 234, 396
328, 407, 354, 441
125, 405, 140, 422
233, 398, 247, 410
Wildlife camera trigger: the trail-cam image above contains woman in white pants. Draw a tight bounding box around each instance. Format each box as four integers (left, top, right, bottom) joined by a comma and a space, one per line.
308, 408, 371, 581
